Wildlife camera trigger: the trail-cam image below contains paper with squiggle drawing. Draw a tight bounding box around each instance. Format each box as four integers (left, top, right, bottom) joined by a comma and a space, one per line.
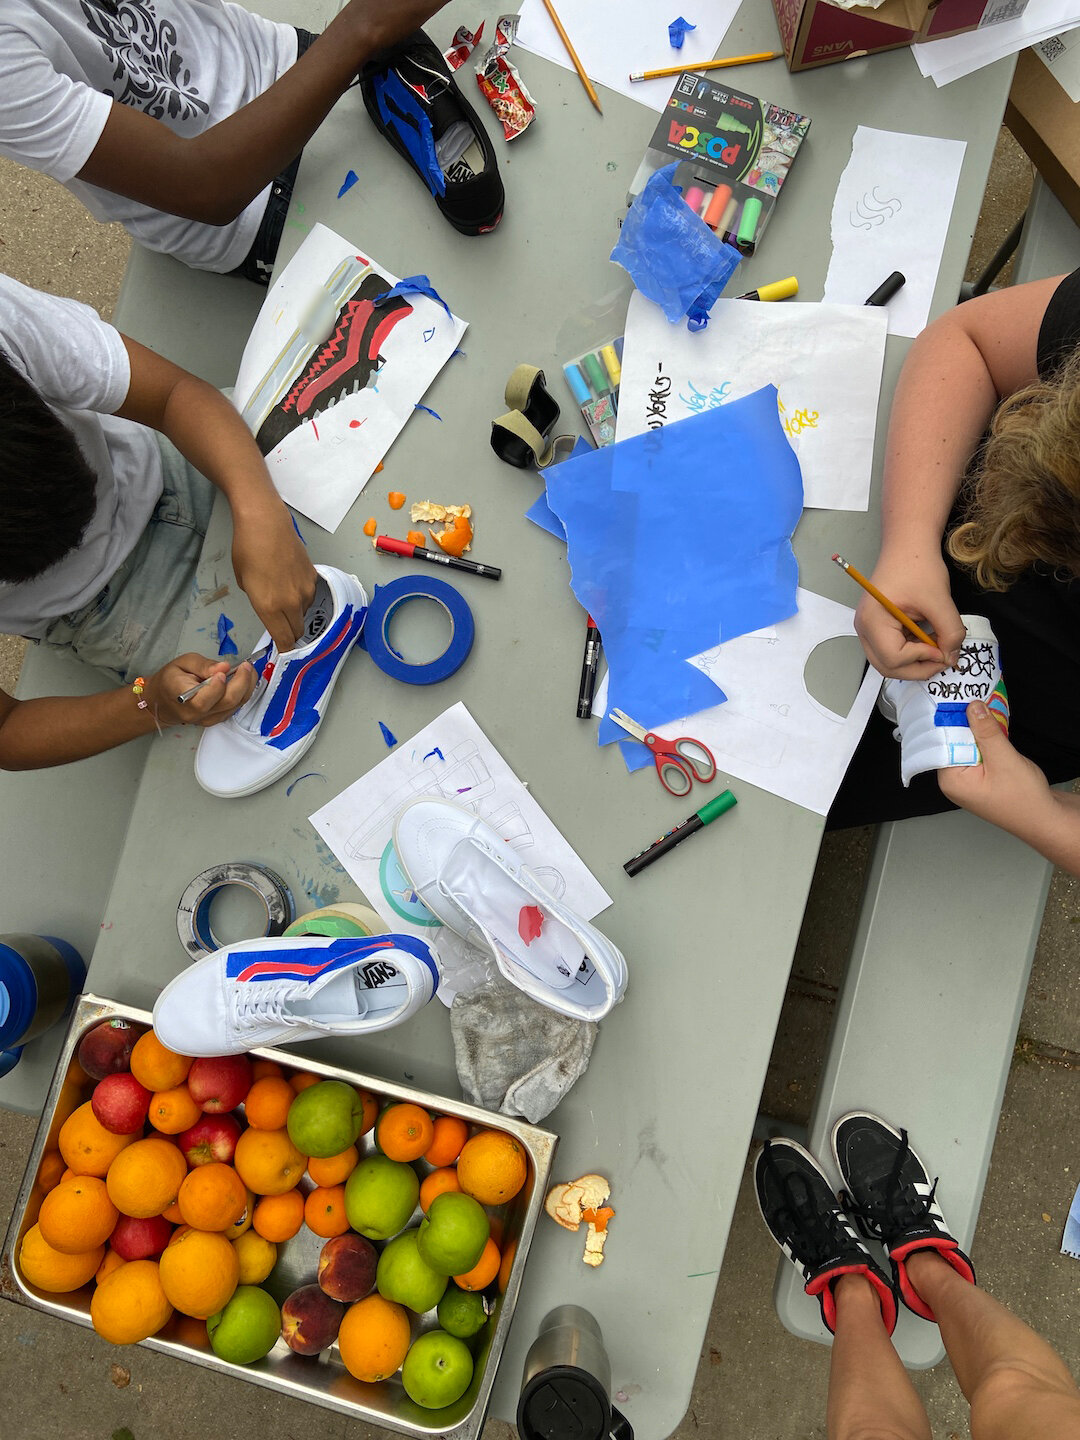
822, 127, 966, 338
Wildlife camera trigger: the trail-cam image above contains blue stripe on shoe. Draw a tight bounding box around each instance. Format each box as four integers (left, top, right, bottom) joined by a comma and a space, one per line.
226, 935, 401, 984
259, 604, 366, 749
373, 70, 446, 197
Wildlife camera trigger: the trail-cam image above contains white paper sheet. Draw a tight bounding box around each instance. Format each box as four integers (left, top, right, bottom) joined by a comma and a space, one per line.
309, 703, 612, 983
912, 0, 1080, 84
822, 127, 966, 339
615, 293, 888, 511
671, 589, 882, 815
515, 0, 742, 111
1034, 27, 1080, 99
233, 224, 467, 533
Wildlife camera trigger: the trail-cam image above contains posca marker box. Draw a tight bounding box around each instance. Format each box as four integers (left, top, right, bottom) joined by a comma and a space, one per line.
627, 74, 810, 257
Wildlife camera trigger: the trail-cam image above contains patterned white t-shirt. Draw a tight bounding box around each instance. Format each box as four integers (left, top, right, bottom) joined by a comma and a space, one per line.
0, 0, 298, 272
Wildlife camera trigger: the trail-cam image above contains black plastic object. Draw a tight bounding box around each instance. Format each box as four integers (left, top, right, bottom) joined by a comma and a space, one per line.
518, 1366, 634, 1440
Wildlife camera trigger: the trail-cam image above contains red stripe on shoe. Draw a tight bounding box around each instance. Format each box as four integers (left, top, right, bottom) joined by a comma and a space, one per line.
805, 1263, 898, 1336
891, 1238, 975, 1323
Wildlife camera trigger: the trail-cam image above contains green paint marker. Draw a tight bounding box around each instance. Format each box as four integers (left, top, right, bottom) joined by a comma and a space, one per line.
623, 789, 737, 877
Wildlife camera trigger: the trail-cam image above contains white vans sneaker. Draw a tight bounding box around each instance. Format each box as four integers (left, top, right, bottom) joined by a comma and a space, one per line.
879, 614, 1009, 786
153, 933, 439, 1056
195, 565, 367, 799
392, 798, 627, 1022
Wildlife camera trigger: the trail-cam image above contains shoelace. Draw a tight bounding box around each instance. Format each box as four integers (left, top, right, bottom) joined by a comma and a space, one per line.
234, 987, 302, 1030
839, 1128, 941, 1243
764, 1146, 849, 1269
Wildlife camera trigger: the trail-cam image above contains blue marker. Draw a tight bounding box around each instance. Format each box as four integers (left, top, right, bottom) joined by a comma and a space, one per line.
564, 363, 592, 405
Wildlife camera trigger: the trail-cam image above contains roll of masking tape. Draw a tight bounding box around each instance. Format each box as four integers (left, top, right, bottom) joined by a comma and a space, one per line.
177, 861, 295, 961
285, 903, 389, 940
361, 575, 474, 685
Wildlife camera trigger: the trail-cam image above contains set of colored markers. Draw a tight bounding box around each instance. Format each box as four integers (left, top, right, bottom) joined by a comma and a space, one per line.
563, 341, 622, 447
683, 179, 762, 252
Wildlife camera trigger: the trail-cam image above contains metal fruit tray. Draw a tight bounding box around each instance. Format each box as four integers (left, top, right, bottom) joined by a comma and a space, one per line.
1, 994, 558, 1440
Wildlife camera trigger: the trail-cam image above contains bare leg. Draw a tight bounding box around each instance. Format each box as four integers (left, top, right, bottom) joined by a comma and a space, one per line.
826, 1273, 932, 1440
907, 1249, 1080, 1440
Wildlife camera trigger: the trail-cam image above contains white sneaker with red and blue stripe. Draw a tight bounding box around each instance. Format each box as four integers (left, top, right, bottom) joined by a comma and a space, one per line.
152, 933, 439, 1056
195, 565, 367, 798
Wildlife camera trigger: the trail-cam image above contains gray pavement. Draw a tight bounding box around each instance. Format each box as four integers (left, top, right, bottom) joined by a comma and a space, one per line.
2, 123, 1078, 1440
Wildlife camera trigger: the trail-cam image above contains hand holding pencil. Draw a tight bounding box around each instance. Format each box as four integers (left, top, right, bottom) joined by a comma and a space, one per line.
836, 553, 967, 679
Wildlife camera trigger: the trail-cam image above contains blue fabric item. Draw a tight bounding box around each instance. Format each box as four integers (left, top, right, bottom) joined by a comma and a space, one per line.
373, 70, 445, 197
337, 169, 360, 198
527, 437, 593, 538
216, 613, 238, 656
611, 162, 741, 330
544, 386, 802, 763
669, 15, 696, 46
374, 275, 453, 319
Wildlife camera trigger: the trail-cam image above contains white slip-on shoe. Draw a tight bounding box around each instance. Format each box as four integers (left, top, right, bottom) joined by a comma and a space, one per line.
152, 933, 439, 1056
392, 797, 627, 1022
195, 564, 367, 799
878, 614, 1010, 786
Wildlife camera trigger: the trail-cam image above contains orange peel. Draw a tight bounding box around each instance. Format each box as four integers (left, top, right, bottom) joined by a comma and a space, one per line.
362, 518, 377, 537
406, 530, 426, 547
544, 1174, 613, 1267
431, 515, 473, 557
388, 492, 406, 510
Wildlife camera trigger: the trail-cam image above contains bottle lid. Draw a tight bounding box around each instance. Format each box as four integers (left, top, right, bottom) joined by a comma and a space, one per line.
518, 1366, 609, 1440
0, 944, 36, 1049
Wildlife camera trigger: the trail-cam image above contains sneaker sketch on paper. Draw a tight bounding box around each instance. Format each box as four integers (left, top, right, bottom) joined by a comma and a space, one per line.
342, 742, 495, 861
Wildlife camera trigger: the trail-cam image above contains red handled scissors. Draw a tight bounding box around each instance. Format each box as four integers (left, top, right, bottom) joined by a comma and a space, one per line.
608, 708, 717, 797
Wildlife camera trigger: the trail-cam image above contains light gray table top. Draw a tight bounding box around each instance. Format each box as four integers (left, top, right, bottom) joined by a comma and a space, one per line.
84, 4, 1015, 1432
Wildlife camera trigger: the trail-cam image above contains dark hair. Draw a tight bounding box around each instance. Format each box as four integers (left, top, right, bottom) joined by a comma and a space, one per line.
0, 347, 98, 584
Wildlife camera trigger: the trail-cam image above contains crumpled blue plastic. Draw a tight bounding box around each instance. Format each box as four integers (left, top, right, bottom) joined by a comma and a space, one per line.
527, 437, 592, 538
611, 162, 741, 332
543, 386, 803, 765
216, 613, 238, 657
373, 275, 453, 319
372, 71, 444, 197
669, 15, 696, 47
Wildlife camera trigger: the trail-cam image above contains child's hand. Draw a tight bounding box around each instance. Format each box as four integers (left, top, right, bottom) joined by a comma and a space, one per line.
145, 657, 256, 728
854, 553, 965, 679
231, 503, 317, 654
937, 700, 1052, 829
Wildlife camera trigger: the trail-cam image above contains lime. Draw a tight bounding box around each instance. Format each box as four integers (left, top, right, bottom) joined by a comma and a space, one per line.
286, 1080, 362, 1158
437, 1285, 488, 1340
345, 1154, 420, 1240
376, 1230, 448, 1314
402, 1330, 474, 1408
416, 1192, 489, 1275
207, 1285, 281, 1365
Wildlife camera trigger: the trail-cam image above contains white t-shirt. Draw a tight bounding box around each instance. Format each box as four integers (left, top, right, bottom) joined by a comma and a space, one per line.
0, 0, 298, 272
0, 275, 164, 639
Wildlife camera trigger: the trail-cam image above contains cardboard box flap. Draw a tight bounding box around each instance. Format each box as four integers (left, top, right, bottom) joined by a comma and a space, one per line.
823, 0, 929, 29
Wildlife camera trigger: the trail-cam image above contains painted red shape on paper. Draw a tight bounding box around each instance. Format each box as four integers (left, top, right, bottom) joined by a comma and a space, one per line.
518, 905, 545, 946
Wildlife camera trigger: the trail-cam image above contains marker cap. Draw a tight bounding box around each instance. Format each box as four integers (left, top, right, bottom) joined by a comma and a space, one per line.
698, 789, 738, 824
756, 276, 799, 303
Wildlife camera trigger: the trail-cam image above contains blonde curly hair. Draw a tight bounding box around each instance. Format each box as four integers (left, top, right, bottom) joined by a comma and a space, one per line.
947, 347, 1080, 590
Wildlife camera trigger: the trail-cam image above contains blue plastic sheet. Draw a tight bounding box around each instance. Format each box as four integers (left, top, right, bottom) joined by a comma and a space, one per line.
668, 15, 696, 46
373, 275, 453, 319
337, 169, 359, 198
543, 386, 803, 765
216, 613, 238, 657
527, 437, 593, 538
611, 162, 741, 331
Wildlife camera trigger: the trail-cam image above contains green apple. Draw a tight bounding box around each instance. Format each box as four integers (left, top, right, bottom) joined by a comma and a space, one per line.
402, 1330, 475, 1409
286, 1080, 362, 1158
207, 1285, 281, 1365
416, 1192, 489, 1275
345, 1155, 420, 1241
377, 1230, 448, 1314
437, 1285, 488, 1340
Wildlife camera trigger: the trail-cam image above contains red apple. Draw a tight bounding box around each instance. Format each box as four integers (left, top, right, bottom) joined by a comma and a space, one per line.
111, 1214, 173, 1261
77, 1019, 142, 1080
91, 1073, 151, 1134
186, 1055, 253, 1114
177, 1112, 242, 1167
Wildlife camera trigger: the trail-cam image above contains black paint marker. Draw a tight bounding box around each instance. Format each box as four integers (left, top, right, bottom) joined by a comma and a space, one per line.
864, 272, 906, 306
623, 789, 737, 877
576, 615, 601, 719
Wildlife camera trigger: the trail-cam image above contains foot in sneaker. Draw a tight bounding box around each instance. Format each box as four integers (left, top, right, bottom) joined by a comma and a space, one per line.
195, 564, 366, 798
392, 797, 627, 1021
878, 615, 1009, 786
153, 933, 439, 1056
360, 30, 504, 236
755, 1137, 897, 1335
831, 1112, 975, 1322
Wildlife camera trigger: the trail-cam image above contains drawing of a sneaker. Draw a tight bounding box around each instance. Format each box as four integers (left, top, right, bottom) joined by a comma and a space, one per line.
153, 932, 439, 1056
254, 273, 414, 455
195, 565, 367, 799
878, 615, 1007, 786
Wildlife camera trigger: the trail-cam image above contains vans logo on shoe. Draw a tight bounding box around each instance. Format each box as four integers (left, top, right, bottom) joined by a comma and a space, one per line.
360, 960, 398, 988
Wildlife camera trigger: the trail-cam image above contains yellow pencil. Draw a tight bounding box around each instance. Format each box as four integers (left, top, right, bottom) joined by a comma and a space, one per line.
541, 0, 603, 113
832, 554, 943, 655
629, 51, 782, 82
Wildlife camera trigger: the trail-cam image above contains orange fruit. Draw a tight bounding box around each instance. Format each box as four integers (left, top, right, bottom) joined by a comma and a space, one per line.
158, 1227, 239, 1319
357, 1090, 378, 1136
60, 1168, 76, 1185
251, 1059, 284, 1081
234, 1127, 306, 1195
497, 1237, 517, 1294
19, 1223, 103, 1293
58, 1103, 138, 1178
456, 1131, 527, 1206
96, 1248, 127, 1285
376, 1103, 434, 1162
91, 1258, 173, 1345
419, 1167, 461, 1214
147, 1085, 201, 1135
338, 1294, 411, 1382
454, 1236, 500, 1292
130, 1032, 192, 1092
177, 1163, 248, 1232
304, 1185, 349, 1239
171, 1313, 210, 1349
226, 1188, 256, 1239
106, 1137, 188, 1219
289, 1071, 321, 1094
307, 1145, 359, 1188
252, 1189, 304, 1242
424, 1116, 468, 1168
244, 1076, 295, 1130
36, 1151, 67, 1194
38, 1176, 118, 1253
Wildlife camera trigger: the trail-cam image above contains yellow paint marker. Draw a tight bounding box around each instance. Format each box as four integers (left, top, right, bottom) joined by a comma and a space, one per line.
737, 276, 799, 302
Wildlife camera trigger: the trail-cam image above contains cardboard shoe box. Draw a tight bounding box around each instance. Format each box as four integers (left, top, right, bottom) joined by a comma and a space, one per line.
1006, 47, 1080, 229
773, 0, 1029, 70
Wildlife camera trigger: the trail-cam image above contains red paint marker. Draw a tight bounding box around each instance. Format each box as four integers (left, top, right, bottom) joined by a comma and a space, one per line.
375, 535, 501, 580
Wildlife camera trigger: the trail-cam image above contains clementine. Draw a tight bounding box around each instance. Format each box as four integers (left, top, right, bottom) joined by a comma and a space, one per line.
338, 1294, 411, 1382
130, 1031, 193, 1092
58, 1103, 138, 1178
234, 1127, 306, 1195
456, 1130, 527, 1206
252, 1189, 305, 1242
106, 1137, 187, 1218
376, 1103, 434, 1163
177, 1162, 248, 1231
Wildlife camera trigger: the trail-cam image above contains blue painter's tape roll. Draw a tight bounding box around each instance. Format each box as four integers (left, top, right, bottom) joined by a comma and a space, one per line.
362, 575, 474, 685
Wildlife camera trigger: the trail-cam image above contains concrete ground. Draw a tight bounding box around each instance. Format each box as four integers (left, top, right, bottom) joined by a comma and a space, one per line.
2, 127, 1077, 1440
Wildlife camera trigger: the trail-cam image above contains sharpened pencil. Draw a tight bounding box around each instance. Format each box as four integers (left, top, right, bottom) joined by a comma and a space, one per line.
541, 0, 603, 112
832, 554, 942, 655
629, 51, 782, 82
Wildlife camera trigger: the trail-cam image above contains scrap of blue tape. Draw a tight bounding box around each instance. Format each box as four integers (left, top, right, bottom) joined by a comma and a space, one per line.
359, 574, 474, 684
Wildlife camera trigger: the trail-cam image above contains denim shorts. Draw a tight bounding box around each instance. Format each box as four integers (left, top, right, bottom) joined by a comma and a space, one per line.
41, 435, 215, 684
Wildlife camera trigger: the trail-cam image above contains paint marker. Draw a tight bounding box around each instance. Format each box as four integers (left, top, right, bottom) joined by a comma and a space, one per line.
718, 197, 738, 241
704, 183, 733, 231
375, 535, 502, 580
599, 344, 621, 390
624, 789, 738, 877
736, 196, 763, 250
683, 183, 706, 216
737, 276, 799, 302
564, 363, 592, 406
177, 665, 243, 704
576, 615, 602, 719
864, 271, 906, 306
582, 351, 609, 398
